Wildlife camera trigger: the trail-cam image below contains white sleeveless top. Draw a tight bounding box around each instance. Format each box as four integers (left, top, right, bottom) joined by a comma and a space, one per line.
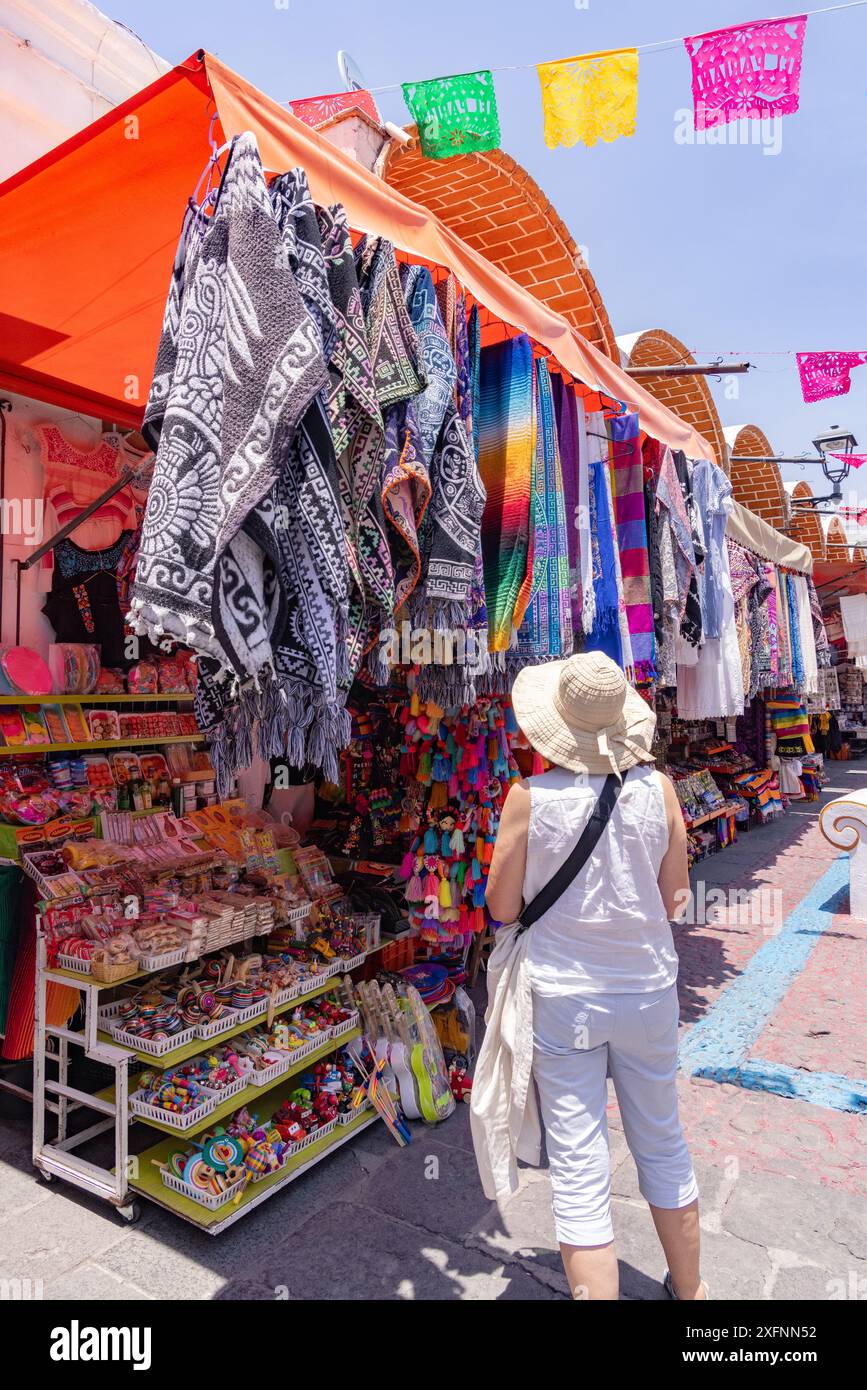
524, 765, 678, 996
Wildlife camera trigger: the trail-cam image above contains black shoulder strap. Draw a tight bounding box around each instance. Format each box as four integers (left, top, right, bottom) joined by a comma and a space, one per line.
516, 772, 625, 936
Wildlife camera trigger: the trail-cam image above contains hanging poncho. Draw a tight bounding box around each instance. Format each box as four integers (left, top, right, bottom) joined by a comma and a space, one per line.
316, 202, 380, 617
192, 157, 353, 790
132, 135, 328, 669
401, 265, 486, 633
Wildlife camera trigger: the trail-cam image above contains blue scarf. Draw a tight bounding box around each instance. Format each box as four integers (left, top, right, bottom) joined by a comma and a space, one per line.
786, 573, 804, 688
586, 458, 622, 667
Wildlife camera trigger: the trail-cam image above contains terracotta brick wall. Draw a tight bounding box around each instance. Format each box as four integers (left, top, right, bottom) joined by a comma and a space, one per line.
826, 516, 849, 562
727, 424, 788, 530
789, 481, 826, 561
382, 136, 618, 359
621, 329, 728, 469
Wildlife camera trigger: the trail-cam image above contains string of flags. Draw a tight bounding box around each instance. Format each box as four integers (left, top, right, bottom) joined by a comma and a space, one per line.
287, 5, 867, 407
396, 13, 811, 157
291, 11, 830, 156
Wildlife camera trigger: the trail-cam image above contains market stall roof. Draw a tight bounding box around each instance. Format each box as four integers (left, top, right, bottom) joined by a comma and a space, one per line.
727, 499, 812, 575
0, 50, 715, 458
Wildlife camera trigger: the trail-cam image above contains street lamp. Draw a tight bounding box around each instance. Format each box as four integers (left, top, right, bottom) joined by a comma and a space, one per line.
811, 425, 859, 502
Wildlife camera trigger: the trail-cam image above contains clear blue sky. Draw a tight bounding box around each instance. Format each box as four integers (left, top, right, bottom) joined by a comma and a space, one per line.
107, 0, 867, 501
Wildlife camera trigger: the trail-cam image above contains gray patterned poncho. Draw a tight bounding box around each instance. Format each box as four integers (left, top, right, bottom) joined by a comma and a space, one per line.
132, 136, 349, 791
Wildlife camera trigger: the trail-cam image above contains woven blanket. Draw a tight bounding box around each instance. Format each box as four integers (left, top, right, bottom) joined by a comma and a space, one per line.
478, 335, 535, 652
609, 412, 655, 680
402, 265, 485, 625
517, 360, 573, 661
551, 374, 584, 638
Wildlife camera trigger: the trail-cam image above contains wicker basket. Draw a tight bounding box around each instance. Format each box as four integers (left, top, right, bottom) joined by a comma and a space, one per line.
90, 958, 139, 984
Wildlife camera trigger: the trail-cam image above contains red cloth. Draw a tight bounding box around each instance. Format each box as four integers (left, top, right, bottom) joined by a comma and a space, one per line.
1, 891, 79, 1061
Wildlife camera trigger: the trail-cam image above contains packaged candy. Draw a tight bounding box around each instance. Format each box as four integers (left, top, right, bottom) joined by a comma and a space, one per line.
62, 705, 91, 743
48, 643, 99, 694
86, 710, 121, 742
20, 705, 50, 745
157, 656, 188, 693
0, 709, 27, 746
42, 703, 70, 743
127, 661, 158, 695
95, 668, 126, 694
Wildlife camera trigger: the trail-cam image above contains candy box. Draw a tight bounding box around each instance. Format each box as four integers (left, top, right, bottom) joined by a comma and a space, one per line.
86, 710, 121, 742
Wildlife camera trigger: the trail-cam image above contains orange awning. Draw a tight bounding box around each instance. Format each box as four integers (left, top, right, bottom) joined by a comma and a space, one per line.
0, 51, 716, 459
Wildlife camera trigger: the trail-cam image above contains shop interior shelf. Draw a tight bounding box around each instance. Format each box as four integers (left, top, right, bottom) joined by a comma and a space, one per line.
0, 735, 205, 755
96, 977, 334, 1069
0, 694, 195, 705
128, 1068, 376, 1231
122, 1025, 361, 1138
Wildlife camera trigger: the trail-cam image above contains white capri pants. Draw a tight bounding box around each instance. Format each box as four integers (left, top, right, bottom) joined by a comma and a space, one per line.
532, 984, 698, 1246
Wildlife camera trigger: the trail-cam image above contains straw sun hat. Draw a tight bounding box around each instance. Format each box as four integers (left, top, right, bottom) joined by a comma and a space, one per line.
511, 652, 657, 777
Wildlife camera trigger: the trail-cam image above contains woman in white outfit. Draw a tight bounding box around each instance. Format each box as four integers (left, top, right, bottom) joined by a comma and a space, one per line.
484, 652, 705, 1301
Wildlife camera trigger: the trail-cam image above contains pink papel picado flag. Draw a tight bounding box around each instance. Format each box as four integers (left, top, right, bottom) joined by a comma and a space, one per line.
797, 352, 867, 405
684, 14, 807, 130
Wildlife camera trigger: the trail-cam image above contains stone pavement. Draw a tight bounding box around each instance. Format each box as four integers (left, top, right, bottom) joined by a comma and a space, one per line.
0, 764, 865, 1300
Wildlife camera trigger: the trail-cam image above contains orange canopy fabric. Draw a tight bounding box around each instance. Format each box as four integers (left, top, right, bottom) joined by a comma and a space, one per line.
0, 51, 715, 459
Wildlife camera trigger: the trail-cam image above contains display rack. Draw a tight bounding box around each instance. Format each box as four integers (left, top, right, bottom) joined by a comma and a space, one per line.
0, 736, 204, 756
31, 935, 379, 1231
0, 694, 195, 705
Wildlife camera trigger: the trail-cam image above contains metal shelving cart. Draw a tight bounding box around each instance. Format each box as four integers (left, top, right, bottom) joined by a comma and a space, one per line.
30, 937, 381, 1231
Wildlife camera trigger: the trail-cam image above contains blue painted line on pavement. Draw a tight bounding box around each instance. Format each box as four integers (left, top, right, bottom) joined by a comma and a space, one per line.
726, 1059, 867, 1112
679, 856, 865, 1112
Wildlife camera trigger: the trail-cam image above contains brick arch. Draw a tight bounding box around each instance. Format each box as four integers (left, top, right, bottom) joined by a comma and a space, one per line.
724, 424, 788, 530
826, 516, 850, 562
787, 480, 826, 561
855, 545, 867, 563
381, 135, 617, 358
618, 330, 727, 469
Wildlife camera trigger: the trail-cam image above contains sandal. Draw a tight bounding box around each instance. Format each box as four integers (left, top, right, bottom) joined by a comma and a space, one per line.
663, 1270, 710, 1300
